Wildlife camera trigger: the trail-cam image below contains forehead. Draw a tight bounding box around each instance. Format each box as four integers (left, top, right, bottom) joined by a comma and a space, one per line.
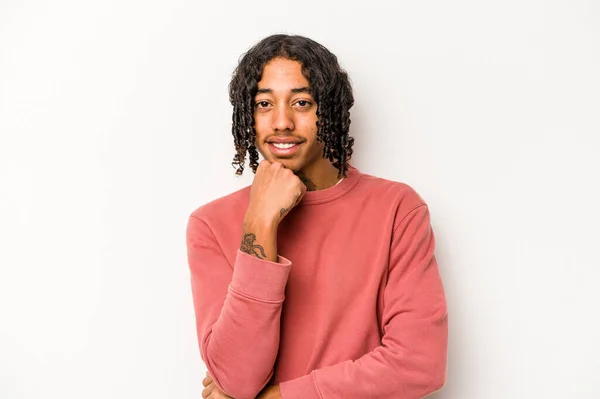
257, 58, 309, 90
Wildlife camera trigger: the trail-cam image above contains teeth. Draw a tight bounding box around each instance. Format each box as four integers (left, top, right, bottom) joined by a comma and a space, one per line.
272, 143, 297, 149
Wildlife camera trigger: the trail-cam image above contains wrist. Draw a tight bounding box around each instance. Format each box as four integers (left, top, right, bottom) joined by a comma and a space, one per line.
243, 212, 279, 231
241, 212, 279, 262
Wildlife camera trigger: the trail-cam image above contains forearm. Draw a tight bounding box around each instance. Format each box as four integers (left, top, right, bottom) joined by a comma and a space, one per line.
202, 291, 282, 398
188, 216, 289, 399
200, 249, 290, 398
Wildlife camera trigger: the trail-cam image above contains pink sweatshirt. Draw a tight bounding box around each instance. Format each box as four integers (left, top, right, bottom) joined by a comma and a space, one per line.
186, 165, 448, 399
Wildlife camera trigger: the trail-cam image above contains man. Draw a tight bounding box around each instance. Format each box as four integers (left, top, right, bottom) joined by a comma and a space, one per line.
187, 34, 448, 399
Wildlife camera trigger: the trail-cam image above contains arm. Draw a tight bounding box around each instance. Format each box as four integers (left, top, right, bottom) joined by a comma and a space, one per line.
279, 205, 448, 399
188, 161, 307, 399
187, 215, 290, 399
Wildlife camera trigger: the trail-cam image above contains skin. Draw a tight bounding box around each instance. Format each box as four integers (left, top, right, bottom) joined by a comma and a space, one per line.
252, 57, 340, 191
241, 160, 307, 263
202, 372, 280, 399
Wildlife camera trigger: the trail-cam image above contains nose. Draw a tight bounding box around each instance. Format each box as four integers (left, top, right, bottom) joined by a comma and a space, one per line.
272, 104, 295, 132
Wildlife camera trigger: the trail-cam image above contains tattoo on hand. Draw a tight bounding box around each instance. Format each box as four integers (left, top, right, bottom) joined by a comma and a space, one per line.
240, 232, 267, 259
280, 194, 300, 217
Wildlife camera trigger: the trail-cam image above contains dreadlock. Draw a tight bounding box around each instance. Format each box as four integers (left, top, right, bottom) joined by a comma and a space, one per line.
228, 34, 355, 178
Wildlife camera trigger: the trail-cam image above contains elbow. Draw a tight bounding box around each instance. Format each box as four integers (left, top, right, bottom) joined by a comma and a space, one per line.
201, 336, 274, 399
411, 353, 447, 396
423, 365, 447, 396
431, 369, 447, 392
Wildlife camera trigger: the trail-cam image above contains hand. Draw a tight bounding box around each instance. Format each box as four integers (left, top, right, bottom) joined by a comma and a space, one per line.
256, 384, 282, 399
202, 372, 234, 399
246, 160, 307, 226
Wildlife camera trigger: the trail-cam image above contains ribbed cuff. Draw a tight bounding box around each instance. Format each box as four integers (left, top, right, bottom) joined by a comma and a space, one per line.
279, 373, 320, 399
229, 249, 292, 301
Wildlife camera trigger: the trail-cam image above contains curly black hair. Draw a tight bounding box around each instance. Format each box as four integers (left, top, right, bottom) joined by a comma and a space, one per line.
228, 34, 355, 179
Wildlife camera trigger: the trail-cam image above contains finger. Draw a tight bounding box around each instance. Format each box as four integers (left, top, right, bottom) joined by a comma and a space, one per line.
203, 371, 213, 386
202, 375, 213, 387
258, 159, 271, 170
202, 382, 214, 399
208, 383, 230, 399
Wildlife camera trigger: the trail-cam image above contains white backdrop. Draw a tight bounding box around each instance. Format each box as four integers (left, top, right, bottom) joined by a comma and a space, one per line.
1, 1, 599, 398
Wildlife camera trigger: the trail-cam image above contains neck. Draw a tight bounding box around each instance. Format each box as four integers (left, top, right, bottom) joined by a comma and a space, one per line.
294, 162, 341, 192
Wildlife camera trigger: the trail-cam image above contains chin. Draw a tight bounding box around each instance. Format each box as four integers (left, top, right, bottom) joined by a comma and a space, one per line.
280, 160, 301, 172
264, 153, 302, 169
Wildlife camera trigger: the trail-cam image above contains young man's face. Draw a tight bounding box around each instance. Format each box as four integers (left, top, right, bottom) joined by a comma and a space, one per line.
253, 57, 330, 176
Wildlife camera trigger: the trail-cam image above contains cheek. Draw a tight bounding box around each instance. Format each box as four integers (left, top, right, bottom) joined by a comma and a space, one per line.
298, 114, 318, 132
313, 140, 326, 154
253, 118, 268, 140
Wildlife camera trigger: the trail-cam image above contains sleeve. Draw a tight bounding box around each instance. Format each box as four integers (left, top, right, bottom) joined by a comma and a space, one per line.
186, 214, 292, 399
279, 205, 448, 399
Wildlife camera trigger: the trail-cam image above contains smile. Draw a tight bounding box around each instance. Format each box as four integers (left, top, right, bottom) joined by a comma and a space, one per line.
268, 142, 302, 156
272, 143, 297, 149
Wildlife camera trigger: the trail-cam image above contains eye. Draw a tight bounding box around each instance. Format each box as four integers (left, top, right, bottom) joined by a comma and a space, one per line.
255, 101, 270, 108
295, 100, 312, 108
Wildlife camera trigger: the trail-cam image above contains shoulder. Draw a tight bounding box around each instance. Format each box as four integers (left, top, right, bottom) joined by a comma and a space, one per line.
351, 169, 430, 233
186, 186, 250, 262
356, 170, 427, 210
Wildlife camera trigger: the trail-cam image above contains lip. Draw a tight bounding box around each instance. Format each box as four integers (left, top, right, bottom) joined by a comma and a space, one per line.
268, 142, 302, 157
267, 137, 303, 144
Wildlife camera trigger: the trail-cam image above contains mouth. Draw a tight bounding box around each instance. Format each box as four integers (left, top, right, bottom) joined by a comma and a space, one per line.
267, 141, 303, 157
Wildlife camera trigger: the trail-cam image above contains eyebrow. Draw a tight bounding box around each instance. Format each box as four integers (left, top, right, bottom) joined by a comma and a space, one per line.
256, 87, 311, 94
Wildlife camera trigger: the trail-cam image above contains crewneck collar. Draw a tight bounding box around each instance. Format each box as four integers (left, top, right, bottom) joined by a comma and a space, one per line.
299, 164, 361, 206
